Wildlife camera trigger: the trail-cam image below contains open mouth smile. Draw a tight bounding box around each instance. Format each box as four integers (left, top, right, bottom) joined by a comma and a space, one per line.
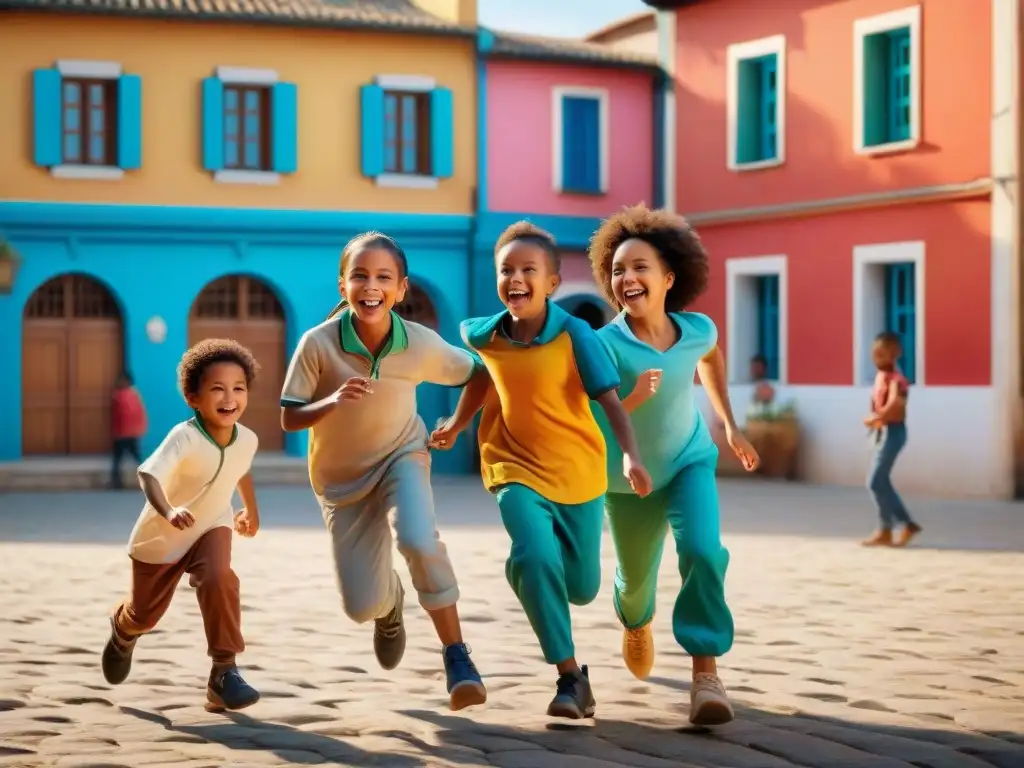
623, 288, 647, 302
358, 299, 383, 309
507, 289, 530, 304
216, 404, 238, 415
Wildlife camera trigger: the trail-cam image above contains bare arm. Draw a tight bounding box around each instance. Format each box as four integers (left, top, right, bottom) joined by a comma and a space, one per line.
236, 472, 258, 516
876, 380, 907, 423
696, 346, 740, 431
281, 396, 340, 432
596, 390, 642, 460
446, 368, 493, 432
138, 471, 174, 519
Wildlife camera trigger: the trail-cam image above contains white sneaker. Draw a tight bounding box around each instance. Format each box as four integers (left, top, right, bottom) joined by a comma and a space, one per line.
689, 673, 734, 726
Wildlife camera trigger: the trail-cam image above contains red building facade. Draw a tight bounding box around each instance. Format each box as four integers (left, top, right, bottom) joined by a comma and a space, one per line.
646, 0, 1021, 498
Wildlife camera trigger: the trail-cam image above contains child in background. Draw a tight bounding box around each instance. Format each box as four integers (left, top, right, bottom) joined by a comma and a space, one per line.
588, 205, 759, 726
279, 232, 488, 711
102, 340, 263, 713
111, 372, 147, 489
430, 222, 652, 720
862, 331, 922, 548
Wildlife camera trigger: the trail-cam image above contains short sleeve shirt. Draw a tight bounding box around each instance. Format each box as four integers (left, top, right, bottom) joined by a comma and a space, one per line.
280, 309, 478, 497
873, 370, 909, 414
461, 301, 620, 504
596, 311, 718, 494
126, 417, 258, 564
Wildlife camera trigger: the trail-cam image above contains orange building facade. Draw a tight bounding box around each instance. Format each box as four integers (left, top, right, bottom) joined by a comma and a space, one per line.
646, 0, 1022, 498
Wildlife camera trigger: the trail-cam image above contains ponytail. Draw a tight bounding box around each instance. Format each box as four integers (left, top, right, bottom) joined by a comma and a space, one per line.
326, 299, 348, 320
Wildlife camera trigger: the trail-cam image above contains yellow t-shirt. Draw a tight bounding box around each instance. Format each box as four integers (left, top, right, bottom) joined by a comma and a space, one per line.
461, 301, 620, 505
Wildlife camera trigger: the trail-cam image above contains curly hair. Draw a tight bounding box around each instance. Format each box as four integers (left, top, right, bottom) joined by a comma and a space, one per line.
178, 338, 260, 397
494, 221, 561, 273
588, 204, 709, 312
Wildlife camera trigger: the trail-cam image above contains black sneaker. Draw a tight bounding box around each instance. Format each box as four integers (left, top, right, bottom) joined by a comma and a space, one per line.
206, 666, 260, 712
373, 579, 407, 671
546, 664, 596, 719
101, 617, 138, 685
442, 643, 487, 711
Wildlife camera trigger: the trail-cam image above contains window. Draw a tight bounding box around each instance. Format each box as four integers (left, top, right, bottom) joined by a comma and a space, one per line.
852, 241, 924, 384
384, 91, 431, 175
32, 62, 142, 179
756, 274, 780, 380
854, 6, 921, 153
725, 256, 788, 383
201, 69, 297, 183
360, 76, 454, 189
553, 87, 608, 195
727, 35, 786, 171
223, 85, 271, 171
884, 262, 917, 382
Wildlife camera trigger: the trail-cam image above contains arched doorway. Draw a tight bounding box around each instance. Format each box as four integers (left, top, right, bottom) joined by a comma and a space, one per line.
393, 283, 439, 330
21, 274, 124, 455
189, 276, 286, 451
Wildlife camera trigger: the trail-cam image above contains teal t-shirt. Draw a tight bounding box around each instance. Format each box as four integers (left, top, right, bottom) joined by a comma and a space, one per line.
595, 311, 718, 495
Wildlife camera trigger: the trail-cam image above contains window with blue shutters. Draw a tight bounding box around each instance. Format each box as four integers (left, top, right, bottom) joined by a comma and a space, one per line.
884, 262, 916, 382
755, 274, 780, 380
559, 93, 603, 194
862, 26, 913, 147
32, 66, 142, 172
202, 73, 297, 176
735, 54, 779, 166
360, 79, 454, 181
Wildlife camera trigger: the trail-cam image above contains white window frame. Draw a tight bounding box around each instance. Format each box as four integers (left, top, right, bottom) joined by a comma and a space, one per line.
212, 66, 282, 186
50, 60, 125, 181
371, 74, 440, 190
852, 240, 926, 385
725, 255, 788, 384
725, 34, 786, 172
551, 86, 610, 194
852, 5, 922, 156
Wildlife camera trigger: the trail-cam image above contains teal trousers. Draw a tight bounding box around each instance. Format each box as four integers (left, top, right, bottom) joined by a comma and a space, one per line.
496, 483, 605, 664
605, 452, 734, 657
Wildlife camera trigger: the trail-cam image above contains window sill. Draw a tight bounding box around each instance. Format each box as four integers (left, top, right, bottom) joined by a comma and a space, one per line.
855, 138, 919, 157
375, 174, 439, 190
555, 186, 606, 197
729, 157, 783, 173
214, 170, 281, 186
50, 165, 125, 181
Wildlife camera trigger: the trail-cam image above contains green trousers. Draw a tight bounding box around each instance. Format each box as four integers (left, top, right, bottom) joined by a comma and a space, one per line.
496, 483, 605, 664
606, 453, 734, 657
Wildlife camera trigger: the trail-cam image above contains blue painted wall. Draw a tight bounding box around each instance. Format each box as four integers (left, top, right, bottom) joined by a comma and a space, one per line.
0, 202, 474, 473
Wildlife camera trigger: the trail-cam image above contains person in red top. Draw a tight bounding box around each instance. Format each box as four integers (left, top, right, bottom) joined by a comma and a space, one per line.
861, 332, 922, 547
111, 372, 148, 489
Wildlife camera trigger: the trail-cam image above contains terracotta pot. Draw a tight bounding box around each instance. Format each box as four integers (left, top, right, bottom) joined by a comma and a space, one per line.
746, 418, 800, 479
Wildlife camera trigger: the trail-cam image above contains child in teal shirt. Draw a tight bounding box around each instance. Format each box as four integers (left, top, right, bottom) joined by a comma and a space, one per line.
589, 205, 759, 726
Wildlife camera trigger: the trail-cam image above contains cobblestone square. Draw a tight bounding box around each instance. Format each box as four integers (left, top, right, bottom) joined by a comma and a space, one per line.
1, 479, 1022, 767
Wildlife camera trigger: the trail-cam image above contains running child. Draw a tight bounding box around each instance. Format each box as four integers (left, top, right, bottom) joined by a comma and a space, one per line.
861, 331, 922, 547
279, 232, 487, 711
588, 205, 759, 726
430, 222, 653, 720
101, 339, 263, 713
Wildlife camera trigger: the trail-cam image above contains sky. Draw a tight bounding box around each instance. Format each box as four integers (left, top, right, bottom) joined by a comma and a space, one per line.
477, 0, 650, 39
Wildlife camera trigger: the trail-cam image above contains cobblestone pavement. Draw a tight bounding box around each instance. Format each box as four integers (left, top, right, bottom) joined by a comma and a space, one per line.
1, 479, 1023, 767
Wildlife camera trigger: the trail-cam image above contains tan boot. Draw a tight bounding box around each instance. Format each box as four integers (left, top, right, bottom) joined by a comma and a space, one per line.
689, 673, 734, 726
893, 522, 922, 547
622, 622, 655, 680
861, 529, 894, 547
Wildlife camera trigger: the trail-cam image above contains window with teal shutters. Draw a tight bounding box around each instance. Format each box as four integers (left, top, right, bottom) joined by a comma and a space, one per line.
202, 76, 297, 174
271, 82, 297, 174
360, 82, 454, 179
736, 54, 778, 165
756, 274, 780, 380
32, 68, 142, 171
561, 95, 601, 194
862, 26, 912, 147
884, 262, 916, 382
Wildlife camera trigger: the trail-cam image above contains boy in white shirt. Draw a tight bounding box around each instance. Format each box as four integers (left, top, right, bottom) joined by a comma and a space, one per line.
101, 339, 263, 712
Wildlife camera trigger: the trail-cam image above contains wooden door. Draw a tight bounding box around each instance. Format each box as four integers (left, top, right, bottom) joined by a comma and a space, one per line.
21, 274, 123, 455
189, 276, 286, 451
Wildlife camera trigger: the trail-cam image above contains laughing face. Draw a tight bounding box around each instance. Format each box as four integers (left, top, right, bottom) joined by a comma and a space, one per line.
340, 246, 408, 324
610, 238, 675, 318
186, 361, 249, 432
496, 240, 560, 320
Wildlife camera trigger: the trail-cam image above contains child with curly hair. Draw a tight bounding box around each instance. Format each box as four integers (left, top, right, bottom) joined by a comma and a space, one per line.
431, 221, 652, 720
101, 339, 263, 713
588, 204, 759, 726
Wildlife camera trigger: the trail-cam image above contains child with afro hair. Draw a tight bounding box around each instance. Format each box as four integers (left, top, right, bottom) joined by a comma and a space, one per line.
589, 204, 759, 726
101, 338, 264, 713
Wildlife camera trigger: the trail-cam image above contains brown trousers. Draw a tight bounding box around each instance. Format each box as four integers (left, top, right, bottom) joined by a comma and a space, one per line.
114, 526, 244, 663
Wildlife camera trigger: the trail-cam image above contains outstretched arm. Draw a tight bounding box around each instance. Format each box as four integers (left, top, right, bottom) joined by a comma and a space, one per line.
429, 368, 492, 449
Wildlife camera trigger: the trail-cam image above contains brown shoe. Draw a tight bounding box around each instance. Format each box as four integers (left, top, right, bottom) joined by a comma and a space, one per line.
893, 523, 922, 548
861, 529, 894, 547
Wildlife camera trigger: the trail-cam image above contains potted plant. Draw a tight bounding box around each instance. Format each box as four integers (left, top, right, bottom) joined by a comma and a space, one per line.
0, 238, 21, 295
